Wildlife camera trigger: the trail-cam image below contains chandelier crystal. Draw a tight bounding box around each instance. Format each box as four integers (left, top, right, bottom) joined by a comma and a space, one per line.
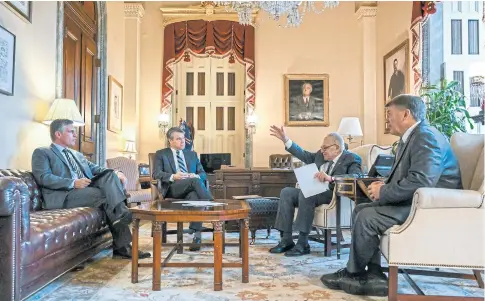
214, 1, 339, 27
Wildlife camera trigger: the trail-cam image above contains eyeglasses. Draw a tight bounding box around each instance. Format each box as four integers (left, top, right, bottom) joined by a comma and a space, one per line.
321, 144, 337, 152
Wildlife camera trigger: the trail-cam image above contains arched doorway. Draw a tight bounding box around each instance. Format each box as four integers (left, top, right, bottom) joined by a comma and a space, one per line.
56, 1, 108, 165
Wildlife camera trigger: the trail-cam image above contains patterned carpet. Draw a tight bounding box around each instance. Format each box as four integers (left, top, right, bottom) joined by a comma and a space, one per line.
28, 222, 484, 301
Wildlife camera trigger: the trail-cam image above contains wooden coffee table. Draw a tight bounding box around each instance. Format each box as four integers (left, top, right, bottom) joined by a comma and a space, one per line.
130, 199, 250, 291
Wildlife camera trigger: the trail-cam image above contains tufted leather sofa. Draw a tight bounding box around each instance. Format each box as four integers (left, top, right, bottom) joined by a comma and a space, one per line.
0, 169, 112, 301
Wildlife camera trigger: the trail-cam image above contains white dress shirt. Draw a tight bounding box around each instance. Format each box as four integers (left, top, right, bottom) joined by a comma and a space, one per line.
402, 121, 421, 143
284, 139, 342, 179
169, 148, 199, 182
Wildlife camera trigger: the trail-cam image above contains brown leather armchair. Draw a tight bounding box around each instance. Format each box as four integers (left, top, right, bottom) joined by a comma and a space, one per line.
0, 169, 111, 301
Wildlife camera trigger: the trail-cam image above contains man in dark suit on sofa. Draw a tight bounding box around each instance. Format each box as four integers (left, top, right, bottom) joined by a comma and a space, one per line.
31, 119, 150, 259
152, 126, 214, 251
268, 126, 362, 256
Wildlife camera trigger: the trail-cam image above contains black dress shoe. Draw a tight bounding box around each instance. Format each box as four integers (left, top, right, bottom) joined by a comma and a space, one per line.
113, 246, 151, 259
269, 241, 295, 254
189, 237, 201, 251
284, 244, 310, 257
341, 270, 388, 296
320, 268, 357, 290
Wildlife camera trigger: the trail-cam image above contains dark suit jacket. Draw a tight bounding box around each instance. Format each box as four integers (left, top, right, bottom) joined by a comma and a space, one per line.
285, 142, 362, 190
31, 144, 107, 210
367, 122, 462, 222
152, 148, 207, 197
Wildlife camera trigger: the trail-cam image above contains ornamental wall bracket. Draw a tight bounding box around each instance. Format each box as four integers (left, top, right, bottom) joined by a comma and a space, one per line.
355, 5, 378, 20
160, 1, 258, 27
124, 3, 145, 20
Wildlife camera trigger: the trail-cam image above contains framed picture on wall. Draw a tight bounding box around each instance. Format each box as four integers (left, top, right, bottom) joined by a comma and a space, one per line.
2, 1, 32, 23
0, 25, 16, 96
108, 75, 123, 133
383, 39, 409, 133
284, 74, 329, 127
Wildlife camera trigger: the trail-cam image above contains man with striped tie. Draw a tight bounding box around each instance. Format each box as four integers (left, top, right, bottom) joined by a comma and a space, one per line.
31, 119, 151, 260
153, 127, 214, 251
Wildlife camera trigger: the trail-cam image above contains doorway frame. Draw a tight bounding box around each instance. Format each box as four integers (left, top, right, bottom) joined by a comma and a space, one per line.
55, 2, 108, 166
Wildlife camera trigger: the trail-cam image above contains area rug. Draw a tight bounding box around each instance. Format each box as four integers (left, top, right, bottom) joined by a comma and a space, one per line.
28, 223, 484, 301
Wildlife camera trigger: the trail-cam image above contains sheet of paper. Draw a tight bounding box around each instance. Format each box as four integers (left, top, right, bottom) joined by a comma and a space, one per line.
172, 201, 227, 207
293, 163, 329, 198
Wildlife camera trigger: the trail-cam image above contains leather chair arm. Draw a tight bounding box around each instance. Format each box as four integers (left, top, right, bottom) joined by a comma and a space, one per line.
414, 187, 483, 209
0, 176, 31, 241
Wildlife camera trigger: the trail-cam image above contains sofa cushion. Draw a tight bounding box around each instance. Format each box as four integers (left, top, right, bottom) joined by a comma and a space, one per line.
22, 207, 107, 266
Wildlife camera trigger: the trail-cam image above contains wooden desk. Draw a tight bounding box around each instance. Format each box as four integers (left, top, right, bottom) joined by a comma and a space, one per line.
207, 168, 297, 199
333, 176, 382, 259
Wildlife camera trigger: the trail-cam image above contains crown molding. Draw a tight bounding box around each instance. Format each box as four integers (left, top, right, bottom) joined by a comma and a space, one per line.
160, 2, 258, 27
124, 3, 145, 20
355, 6, 378, 20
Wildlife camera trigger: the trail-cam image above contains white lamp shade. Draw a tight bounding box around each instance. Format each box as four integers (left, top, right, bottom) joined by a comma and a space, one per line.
337, 117, 363, 137
43, 98, 85, 126
123, 140, 137, 153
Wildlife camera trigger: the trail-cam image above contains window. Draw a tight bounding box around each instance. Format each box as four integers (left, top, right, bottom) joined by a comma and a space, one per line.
474, 1, 479, 12
453, 71, 464, 94
468, 20, 479, 55
451, 20, 462, 54
469, 76, 483, 107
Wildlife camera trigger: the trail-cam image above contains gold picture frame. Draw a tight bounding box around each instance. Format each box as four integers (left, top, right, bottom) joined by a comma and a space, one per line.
383, 39, 410, 133
108, 75, 123, 133
284, 74, 329, 127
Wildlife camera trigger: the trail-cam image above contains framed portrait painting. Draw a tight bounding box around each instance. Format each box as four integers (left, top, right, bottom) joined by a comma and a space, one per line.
108, 75, 123, 133
383, 39, 409, 133
284, 74, 329, 127
0, 25, 16, 96
2, 1, 32, 23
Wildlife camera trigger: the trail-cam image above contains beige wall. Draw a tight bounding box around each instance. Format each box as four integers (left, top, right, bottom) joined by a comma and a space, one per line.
252, 2, 363, 166
0, 2, 57, 169
137, 2, 364, 166
138, 1, 164, 164
376, 1, 413, 146
105, 2, 128, 160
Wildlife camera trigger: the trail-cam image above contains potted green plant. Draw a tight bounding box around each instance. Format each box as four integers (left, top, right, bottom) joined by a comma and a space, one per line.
420, 79, 474, 140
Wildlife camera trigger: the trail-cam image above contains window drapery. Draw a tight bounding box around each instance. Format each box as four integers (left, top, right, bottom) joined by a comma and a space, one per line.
162, 20, 255, 114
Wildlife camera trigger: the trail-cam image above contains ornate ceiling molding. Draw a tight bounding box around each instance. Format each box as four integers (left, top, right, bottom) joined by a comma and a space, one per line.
355, 6, 378, 20
124, 3, 145, 20
160, 1, 258, 27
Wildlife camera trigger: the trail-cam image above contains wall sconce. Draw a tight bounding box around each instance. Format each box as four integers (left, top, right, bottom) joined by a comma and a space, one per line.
122, 140, 137, 159
246, 114, 257, 135
158, 113, 170, 135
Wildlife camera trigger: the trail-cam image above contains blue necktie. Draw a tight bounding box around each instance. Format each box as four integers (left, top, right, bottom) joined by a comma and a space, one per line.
176, 150, 188, 173
63, 149, 85, 179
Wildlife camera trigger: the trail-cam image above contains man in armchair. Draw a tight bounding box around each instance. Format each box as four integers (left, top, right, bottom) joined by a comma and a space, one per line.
152, 127, 213, 251
320, 95, 462, 296
268, 127, 362, 256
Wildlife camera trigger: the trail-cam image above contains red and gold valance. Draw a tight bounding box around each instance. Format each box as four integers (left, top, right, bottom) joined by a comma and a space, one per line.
162, 20, 255, 113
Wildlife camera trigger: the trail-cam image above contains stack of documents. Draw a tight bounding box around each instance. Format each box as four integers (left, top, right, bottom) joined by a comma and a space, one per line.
172, 201, 227, 207
293, 163, 329, 198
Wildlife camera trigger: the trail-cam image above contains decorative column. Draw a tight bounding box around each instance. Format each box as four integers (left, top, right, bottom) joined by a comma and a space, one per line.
124, 3, 145, 155
356, 4, 378, 144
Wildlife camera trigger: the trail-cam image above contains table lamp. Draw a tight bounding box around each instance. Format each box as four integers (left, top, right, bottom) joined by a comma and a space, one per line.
337, 117, 363, 145
43, 98, 84, 126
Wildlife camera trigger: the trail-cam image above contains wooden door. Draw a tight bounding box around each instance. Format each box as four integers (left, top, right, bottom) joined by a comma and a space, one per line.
63, 2, 98, 161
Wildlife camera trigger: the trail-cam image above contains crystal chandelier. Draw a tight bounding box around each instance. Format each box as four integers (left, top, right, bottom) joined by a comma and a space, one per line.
215, 1, 340, 27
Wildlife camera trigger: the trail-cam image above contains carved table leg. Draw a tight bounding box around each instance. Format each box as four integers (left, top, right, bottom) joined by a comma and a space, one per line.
213, 221, 223, 291
152, 221, 162, 291
242, 218, 249, 283
131, 218, 140, 283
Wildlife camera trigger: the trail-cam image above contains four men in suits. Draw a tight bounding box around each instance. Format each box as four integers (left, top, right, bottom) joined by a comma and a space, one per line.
31, 119, 151, 260
152, 126, 213, 251
268, 126, 362, 256
320, 95, 462, 296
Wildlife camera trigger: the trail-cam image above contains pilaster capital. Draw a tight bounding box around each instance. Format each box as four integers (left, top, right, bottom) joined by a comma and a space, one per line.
355, 6, 378, 20
124, 3, 145, 20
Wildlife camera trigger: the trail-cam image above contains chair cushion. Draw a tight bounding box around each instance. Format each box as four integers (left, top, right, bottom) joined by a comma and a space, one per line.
22, 207, 107, 266
127, 189, 151, 203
